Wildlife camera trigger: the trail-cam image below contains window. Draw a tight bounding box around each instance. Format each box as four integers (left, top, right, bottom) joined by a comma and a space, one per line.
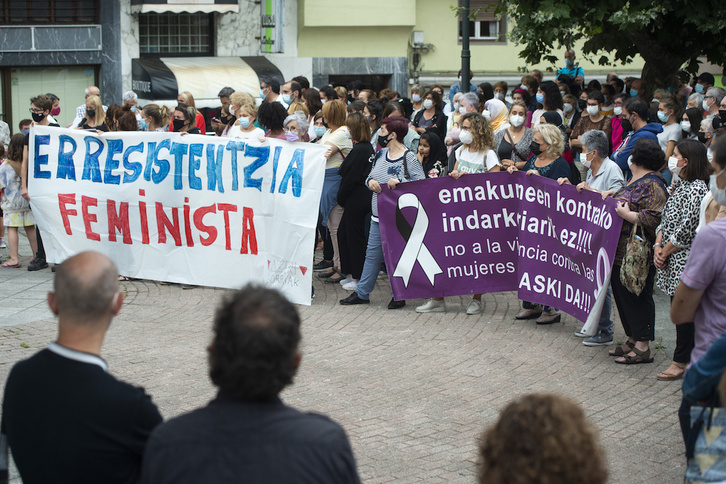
139, 12, 213, 56
458, 1, 506, 43
0, 0, 99, 24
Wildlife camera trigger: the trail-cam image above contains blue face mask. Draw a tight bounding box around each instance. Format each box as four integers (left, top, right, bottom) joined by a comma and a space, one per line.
21, 129, 29, 135
536, 93, 545, 104
259, 89, 266, 99
130, 105, 137, 112
629, 88, 639, 98
566, 58, 574, 67
695, 83, 705, 94
314, 126, 326, 138
239, 117, 251, 129
139, 118, 148, 130
657, 111, 669, 123
282, 94, 292, 105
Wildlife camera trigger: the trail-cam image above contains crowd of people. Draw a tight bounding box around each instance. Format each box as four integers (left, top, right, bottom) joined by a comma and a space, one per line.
1, 52, 726, 481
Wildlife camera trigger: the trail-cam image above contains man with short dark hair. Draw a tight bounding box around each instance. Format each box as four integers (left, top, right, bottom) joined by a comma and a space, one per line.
217, 86, 234, 106
281, 80, 302, 105
141, 285, 360, 484
694, 72, 715, 95
291, 75, 310, 91
1, 251, 162, 484
612, 97, 663, 173
260, 78, 287, 108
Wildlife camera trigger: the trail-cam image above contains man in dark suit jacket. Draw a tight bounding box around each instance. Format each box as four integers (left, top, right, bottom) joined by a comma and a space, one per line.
141, 285, 360, 484
1, 251, 162, 484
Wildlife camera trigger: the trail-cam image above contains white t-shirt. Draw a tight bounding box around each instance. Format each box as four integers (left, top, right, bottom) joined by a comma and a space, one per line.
455, 146, 499, 173
227, 124, 264, 140
657, 123, 682, 153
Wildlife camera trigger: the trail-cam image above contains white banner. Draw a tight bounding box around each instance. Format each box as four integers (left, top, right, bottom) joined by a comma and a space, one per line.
28, 126, 327, 305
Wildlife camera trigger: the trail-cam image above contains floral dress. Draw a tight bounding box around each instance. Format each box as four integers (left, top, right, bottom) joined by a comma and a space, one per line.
655, 178, 709, 295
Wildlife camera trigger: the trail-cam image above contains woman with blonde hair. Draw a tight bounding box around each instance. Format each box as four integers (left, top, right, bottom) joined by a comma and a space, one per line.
417, 112, 500, 315
76, 95, 107, 132
316, 99, 353, 283
287, 102, 309, 117
141, 104, 170, 132
507, 123, 571, 324
227, 92, 264, 140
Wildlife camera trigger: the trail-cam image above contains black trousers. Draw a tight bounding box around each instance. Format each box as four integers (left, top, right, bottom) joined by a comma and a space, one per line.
611, 264, 656, 341
35, 226, 46, 261
337, 196, 370, 279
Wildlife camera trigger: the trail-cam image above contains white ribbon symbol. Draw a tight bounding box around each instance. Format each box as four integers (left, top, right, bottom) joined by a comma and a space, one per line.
393, 193, 443, 287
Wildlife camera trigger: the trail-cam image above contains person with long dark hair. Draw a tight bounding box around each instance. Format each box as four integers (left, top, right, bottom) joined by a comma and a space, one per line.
532, 80, 564, 129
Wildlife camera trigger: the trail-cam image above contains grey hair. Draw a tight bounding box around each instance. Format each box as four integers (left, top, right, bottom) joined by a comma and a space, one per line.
701, 117, 715, 133
218, 86, 235, 98
461, 92, 480, 110
688, 92, 704, 106
284, 111, 309, 133
581, 130, 610, 159
706, 87, 726, 106
122, 90, 138, 103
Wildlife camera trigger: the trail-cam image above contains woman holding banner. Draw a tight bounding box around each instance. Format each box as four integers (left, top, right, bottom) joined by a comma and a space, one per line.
76, 95, 107, 132
340, 116, 425, 308
507, 123, 570, 324
416, 112, 500, 315
604, 139, 668, 365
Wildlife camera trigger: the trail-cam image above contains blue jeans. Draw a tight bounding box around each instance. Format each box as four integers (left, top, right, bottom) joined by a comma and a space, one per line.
597, 285, 614, 335
356, 220, 384, 300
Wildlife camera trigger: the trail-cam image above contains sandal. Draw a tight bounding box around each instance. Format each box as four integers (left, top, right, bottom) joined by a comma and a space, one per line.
657, 361, 687, 381
615, 347, 654, 365
608, 340, 635, 357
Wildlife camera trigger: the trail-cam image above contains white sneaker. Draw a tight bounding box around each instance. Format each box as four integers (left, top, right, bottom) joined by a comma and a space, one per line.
416, 298, 446, 313
339, 275, 353, 286
0, 238, 6, 249
466, 299, 483, 315
342, 280, 358, 291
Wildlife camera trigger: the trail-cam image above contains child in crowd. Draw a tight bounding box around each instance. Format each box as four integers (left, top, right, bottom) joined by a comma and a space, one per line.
0, 134, 38, 268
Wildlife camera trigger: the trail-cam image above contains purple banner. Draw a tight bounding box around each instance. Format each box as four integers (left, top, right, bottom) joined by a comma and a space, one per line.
378, 171, 623, 323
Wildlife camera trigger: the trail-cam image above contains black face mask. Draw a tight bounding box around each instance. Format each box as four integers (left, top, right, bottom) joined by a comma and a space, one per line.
86, 109, 96, 119
698, 131, 708, 143
720, 109, 726, 121
172, 119, 186, 132
577, 99, 587, 111
378, 133, 391, 147
31, 112, 45, 123
220, 114, 232, 125
714, 116, 724, 131
621, 118, 633, 134
530, 141, 542, 156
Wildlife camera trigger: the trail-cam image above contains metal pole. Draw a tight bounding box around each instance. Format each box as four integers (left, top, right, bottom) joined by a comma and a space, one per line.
461, 0, 471, 93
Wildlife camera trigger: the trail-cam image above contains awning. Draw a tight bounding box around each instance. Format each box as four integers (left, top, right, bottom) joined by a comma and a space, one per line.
131, 56, 285, 109
130, 0, 239, 14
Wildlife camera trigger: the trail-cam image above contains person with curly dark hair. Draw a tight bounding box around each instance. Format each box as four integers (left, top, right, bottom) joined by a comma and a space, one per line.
141, 285, 361, 483
257, 101, 287, 139
478, 393, 607, 484
604, 139, 668, 364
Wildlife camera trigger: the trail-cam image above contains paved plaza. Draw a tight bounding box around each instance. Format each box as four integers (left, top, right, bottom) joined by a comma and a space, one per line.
1, 235, 686, 483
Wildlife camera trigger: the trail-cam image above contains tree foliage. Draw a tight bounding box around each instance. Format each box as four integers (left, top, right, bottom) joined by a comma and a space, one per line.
498, 0, 726, 88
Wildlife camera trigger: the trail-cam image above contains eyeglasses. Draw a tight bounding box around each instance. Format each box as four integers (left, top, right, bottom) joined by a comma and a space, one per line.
29, 108, 44, 114
283, 127, 298, 133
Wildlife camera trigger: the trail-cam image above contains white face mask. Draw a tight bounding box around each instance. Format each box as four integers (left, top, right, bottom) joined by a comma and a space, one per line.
563, 103, 573, 113
586, 105, 600, 116
412, 94, 421, 103
459, 129, 474, 145
459, 105, 467, 115
481, 109, 491, 121
423, 99, 434, 110
668, 156, 682, 178
710, 167, 726, 205
708, 147, 714, 164
703, 99, 711, 111
579, 151, 592, 169
509, 114, 524, 127
520, 84, 528, 92
494, 92, 505, 101
453, 102, 460, 111
627, 155, 633, 169
681, 120, 691, 133
613, 106, 623, 116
